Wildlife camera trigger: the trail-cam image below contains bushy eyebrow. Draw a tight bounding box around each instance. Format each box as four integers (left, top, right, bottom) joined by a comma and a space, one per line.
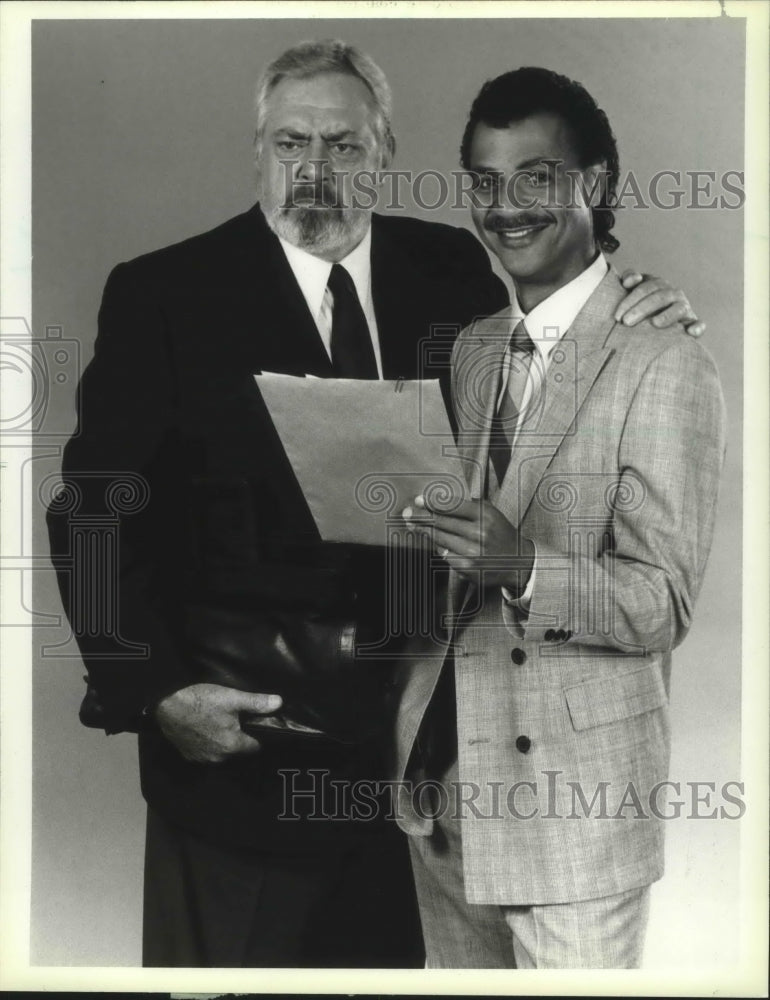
273, 127, 360, 142
273, 127, 309, 139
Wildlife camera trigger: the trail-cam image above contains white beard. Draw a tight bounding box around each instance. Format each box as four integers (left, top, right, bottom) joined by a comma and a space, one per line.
263, 203, 370, 258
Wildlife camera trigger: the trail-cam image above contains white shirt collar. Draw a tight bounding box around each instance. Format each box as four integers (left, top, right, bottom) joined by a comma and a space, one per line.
511, 252, 608, 360
278, 227, 372, 324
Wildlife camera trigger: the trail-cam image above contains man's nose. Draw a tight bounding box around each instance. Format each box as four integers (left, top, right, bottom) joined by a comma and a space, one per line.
295, 140, 329, 183
495, 174, 534, 213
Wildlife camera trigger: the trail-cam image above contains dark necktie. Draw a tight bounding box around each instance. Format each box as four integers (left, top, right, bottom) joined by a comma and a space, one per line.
488, 319, 536, 489
327, 263, 378, 379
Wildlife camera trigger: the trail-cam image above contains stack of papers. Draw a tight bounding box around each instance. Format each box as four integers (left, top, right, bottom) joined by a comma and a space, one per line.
255, 375, 468, 545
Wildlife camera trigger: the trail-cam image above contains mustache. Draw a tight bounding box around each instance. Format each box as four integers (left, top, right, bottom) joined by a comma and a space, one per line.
484, 211, 555, 232
283, 181, 344, 209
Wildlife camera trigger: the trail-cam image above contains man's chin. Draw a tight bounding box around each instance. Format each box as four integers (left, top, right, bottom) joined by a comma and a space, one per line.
488, 238, 553, 280
266, 205, 370, 257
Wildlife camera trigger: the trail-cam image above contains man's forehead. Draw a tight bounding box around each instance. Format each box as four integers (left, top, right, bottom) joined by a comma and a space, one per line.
264, 72, 377, 122
470, 112, 576, 166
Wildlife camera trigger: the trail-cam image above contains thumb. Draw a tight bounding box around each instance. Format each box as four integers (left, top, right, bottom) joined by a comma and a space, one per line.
228, 689, 283, 715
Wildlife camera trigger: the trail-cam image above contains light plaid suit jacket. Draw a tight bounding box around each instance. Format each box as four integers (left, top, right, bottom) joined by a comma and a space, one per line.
394, 267, 726, 905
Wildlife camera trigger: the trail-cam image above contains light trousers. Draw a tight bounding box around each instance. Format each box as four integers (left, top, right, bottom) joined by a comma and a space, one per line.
407, 760, 650, 969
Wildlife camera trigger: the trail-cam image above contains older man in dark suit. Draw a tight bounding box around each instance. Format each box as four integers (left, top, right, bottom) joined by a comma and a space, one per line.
47, 40, 702, 968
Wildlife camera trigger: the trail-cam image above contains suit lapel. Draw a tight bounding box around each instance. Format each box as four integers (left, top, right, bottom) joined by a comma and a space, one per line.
370, 215, 425, 379
247, 206, 334, 376
493, 270, 624, 527
446, 309, 514, 622
454, 309, 515, 498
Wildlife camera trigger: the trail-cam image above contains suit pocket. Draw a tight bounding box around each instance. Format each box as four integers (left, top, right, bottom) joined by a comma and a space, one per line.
564, 663, 667, 732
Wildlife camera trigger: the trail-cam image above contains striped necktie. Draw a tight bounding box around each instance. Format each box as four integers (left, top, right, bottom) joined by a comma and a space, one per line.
488, 319, 536, 489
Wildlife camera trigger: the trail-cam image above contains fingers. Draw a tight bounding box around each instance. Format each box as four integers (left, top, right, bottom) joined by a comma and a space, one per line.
615, 279, 705, 334
620, 269, 644, 289
648, 300, 696, 329
230, 690, 282, 715
429, 525, 479, 557
682, 319, 706, 338
614, 277, 668, 324
402, 507, 479, 548
228, 730, 264, 756
413, 494, 479, 520
622, 289, 697, 328
183, 727, 263, 763
401, 504, 431, 523
404, 515, 496, 563
203, 711, 267, 760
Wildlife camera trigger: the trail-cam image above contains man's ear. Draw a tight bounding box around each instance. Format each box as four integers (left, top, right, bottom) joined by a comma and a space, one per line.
253, 139, 265, 193
581, 160, 608, 207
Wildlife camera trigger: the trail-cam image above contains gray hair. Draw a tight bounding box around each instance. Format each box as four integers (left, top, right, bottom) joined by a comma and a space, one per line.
254, 39, 394, 154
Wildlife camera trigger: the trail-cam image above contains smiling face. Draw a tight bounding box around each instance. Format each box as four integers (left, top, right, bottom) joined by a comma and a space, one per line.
468, 113, 602, 310
256, 71, 390, 261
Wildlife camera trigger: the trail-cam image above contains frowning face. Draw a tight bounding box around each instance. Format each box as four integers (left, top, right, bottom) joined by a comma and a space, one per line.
256, 72, 389, 261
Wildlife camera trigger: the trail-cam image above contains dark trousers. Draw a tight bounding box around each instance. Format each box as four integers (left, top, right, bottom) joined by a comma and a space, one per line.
142, 807, 425, 967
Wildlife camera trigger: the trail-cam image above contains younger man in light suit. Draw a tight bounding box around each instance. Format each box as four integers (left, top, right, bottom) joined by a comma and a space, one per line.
399, 67, 726, 968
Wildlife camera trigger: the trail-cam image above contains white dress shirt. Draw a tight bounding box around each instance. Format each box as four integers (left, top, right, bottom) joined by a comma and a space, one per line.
498, 251, 609, 421
502, 252, 609, 608
278, 228, 383, 377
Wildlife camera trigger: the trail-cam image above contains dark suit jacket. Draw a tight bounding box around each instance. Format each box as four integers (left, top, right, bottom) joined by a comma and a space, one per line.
48, 204, 508, 851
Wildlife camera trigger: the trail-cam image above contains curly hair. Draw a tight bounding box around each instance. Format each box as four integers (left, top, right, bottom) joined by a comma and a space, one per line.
460, 67, 620, 254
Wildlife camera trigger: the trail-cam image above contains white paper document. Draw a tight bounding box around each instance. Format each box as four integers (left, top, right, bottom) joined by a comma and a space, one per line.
254, 375, 468, 545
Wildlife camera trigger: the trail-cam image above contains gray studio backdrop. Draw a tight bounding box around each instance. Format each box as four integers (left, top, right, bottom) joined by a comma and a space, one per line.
31, 17, 744, 966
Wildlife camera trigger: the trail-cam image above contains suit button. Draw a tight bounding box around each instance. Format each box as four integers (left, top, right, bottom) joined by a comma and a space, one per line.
515, 735, 531, 754
510, 648, 526, 665
544, 629, 556, 641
